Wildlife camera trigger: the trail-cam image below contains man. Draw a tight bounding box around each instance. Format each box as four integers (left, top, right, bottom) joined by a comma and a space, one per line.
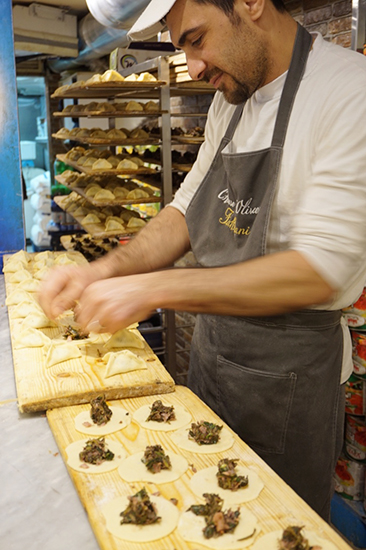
39, 0, 366, 519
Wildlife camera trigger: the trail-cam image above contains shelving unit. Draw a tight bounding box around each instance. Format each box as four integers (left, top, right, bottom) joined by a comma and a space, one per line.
50, 56, 214, 380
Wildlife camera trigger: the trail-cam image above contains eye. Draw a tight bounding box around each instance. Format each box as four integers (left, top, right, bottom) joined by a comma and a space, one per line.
192, 35, 203, 47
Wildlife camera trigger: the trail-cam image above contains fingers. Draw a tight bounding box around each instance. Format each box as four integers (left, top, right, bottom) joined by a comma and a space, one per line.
74, 277, 154, 334
37, 265, 94, 319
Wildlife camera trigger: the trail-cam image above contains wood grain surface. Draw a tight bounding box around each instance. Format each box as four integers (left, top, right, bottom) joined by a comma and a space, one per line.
47, 386, 352, 550
4, 252, 174, 413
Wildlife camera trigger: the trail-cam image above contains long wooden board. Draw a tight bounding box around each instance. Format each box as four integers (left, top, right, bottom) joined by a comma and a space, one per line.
4, 252, 174, 412
47, 386, 352, 550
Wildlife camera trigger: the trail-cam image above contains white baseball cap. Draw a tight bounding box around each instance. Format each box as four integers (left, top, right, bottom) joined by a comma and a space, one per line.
128, 0, 178, 41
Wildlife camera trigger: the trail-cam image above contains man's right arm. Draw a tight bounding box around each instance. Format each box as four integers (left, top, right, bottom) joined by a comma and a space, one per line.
38, 206, 190, 319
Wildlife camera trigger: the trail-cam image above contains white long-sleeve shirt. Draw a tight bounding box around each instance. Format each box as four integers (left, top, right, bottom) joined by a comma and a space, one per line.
169, 33, 366, 382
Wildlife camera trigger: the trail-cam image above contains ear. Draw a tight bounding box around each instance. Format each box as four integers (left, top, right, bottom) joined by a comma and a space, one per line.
238, 0, 265, 21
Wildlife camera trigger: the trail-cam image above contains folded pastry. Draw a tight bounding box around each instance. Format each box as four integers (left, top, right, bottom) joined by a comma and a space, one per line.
96, 102, 116, 112
125, 100, 143, 112
129, 128, 149, 139
113, 187, 129, 198
14, 328, 51, 349
3, 260, 29, 273
102, 69, 124, 82
126, 188, 150, 199
89, 129, 107, 138
82, 213, 102, 225
83, 157, 99, 168
124, 73, 137, 81
137, 72, 157, 82
117, 159, 139, 170
21, 310, 57, 328
92, 159, 113, 170
105, 219, 124, 231
127, 217, 147, 228
144, 100, 159, 111
8, 270, 33, 284
104, 328, 144, 350
105, 156, 120, 168
62, 104, 73, 113
103, 350, 147, 377
18, 279, 40, 293
55, 128, 69, 137
106, 129, 127, 139
94, 189, 115, 201
85, 74, 103, 85
6, 289, 35, 306
45, 343, 82, 368
84, 101, 99, 112
85, 182, 101, 194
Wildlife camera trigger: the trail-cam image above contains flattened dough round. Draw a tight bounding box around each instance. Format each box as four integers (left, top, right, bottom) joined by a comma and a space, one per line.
251, 529, 337, 550
133, 402, 191, 432
178, 505, 259, 549
190, 464, 264, 505
171, 426, 234, 454
66, 438, 126, 473
102, 494, 179, 542
118, 450, 188, 483
74, 405, 131, 435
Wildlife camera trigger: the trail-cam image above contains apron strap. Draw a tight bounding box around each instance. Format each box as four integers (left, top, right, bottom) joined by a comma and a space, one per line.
222, 103, 244, 142
271, 23, 313, 148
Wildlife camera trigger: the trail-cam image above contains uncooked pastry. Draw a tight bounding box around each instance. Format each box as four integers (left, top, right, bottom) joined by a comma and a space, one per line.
102, 493, 179, 542
118, 450, 189, 483
103, 350, 147, 378
45, 343, 82, 367
65, 437, 126, 473
74, 405, 131, 436
251, 529, 337, 550
14, 328, 51, 349
177, 505, 259, 549
170, 425, 234, 454
104, 328, 145, 350
190, 463, 264, 505
133, 402, 191, 432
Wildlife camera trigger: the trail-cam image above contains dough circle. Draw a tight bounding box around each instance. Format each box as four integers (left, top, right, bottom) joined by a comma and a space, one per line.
74, 405, 131, 435
118, 450, 189, 483
251, 529, 338, 550
190, 464, 264, 504
170, 426, 234, 454
102, 494, 179, 542
133, 402, 192, 432
177, 505, 259, 549
66, 438, 126, 473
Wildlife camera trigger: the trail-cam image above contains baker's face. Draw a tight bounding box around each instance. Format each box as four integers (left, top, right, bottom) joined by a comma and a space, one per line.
167, 0, 270, 104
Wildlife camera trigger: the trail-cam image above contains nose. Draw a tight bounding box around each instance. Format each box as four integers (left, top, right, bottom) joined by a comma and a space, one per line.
186, 56, 206, 81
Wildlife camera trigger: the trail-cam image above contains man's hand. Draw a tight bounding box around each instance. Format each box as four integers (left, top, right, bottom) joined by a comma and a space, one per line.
37, 264, 101, 319
74, 274, 157, 334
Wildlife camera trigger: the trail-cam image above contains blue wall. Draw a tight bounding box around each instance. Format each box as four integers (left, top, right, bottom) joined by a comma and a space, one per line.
0, 0, 25, 269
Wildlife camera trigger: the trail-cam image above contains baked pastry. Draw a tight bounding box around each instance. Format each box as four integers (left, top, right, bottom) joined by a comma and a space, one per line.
117, 159, 139, 170
144, 100, 159, 111
85, 74, 103, 85
92, 159, 113, 170
137, 72, 157, 82
125, 100, 143, 112
101, 70, 124, 82
94, 189, 115, 201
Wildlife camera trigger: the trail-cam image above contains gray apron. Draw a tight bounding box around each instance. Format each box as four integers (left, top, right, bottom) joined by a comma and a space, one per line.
185, 24, 344, 519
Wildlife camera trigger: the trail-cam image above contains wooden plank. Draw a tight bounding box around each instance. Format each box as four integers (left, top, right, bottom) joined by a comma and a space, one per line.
4, 252, 174, 412
47, 385, 353, 550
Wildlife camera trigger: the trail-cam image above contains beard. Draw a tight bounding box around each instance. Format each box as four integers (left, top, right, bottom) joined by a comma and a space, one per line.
204, 65, 267, 105
202, 23, 270, 105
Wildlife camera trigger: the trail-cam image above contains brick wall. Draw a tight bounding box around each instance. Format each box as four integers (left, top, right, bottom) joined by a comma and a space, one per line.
286, 0, 352, 47
173, 0, 354, 383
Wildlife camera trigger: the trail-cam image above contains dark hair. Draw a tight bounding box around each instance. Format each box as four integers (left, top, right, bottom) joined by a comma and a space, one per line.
193, 0, 286, 15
